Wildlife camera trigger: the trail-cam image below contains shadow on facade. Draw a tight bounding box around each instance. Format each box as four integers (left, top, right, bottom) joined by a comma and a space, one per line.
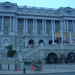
45, 53, 58, 64
29, 39, 34, 47
65, 52, 75, 63
39, 40, 44, 44
49, 40, 52, 45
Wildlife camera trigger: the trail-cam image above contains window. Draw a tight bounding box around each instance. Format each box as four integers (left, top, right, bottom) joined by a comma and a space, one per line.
28, 11, 31, 14
4, 6, 11, 9
28, 29, 32, 35
66, 11, 71, 14
19, 22, 22, 25
19, 29, 22, 31
37, 23, 41, 25
28, 23, 31, 25
19, 33, 22, 35
46, 12, 49, 15
4, 40, 8, 47
6, 20, 8, 23
55, 21, 60, 32
5, 27, 8, 34
68, 20, 73, 32
37, 12, 40, 14
47, 30, 49, 35
37, 29, 41, 34
19, 10, 22, 13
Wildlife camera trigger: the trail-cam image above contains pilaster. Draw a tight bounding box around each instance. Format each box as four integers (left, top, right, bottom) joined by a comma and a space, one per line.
10, 16, 12, 31
13, 17, 15, 32
26, 19, 28, 35
35, 19, 37, 34
66, 20, 68, 32
2, 16, 4, 31
24, 18, 25, 34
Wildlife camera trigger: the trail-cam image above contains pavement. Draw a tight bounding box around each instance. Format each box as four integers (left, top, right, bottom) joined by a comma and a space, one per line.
0, 69, 75, 74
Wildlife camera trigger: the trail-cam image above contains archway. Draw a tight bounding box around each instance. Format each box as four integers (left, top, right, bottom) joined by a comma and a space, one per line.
66, 52, 75, 63
49, 40, 52, 45
39, 40, 44, 44
46, 53, 58, 64
29, 39, 34, 47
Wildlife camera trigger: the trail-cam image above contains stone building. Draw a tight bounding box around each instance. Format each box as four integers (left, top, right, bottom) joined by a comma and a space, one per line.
0, 1, 75, 65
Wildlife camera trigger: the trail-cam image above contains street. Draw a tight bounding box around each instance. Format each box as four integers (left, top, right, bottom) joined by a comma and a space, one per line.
0, 72, 75, 75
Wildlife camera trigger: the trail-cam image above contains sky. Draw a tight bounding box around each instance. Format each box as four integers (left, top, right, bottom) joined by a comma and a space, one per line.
0, 0, 75, 9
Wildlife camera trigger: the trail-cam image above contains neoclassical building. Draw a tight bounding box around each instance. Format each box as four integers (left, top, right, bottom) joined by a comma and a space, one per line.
0, 2, 75, 64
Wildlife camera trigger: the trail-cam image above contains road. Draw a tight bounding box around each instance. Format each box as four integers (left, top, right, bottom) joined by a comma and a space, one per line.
0, 72, 75, 75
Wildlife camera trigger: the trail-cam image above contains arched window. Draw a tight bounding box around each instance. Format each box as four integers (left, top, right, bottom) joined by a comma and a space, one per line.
29, 39, 34, 47
4, 40, 8, 47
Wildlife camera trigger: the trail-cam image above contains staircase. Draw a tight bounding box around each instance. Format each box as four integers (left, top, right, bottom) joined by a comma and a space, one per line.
22, 46, 40, 58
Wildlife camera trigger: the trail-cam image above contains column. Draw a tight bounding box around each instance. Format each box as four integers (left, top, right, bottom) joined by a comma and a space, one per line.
60, 19, 63, 32
52, 30, 54, 44
2, 16, 4, 31
35, 19, 37, 33
13, 17, 15, 32
10, 16, 12, 31
15, 17, 18, 33
26, 19, 28, 34
51, 20, 53, 32
61, 31, 63, 43
44, 20, 46, 34
73, 20, 75, 32
35, 38, 38, 46
42, 20, 44, 34
24, 18, 25, 34
33, 19, 35, 34
70, 32, 72, 44
25, 38, 28, 47
64, 20, 66, 32
66, 20, 68, 32
53, 20, 55, 32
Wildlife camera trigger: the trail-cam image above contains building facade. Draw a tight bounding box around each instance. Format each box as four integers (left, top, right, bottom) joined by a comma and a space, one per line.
0, 2, 75, 64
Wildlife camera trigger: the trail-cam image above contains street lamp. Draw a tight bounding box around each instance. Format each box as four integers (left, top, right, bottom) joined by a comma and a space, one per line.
18, 40, 22, 61
19, 40, 22, 52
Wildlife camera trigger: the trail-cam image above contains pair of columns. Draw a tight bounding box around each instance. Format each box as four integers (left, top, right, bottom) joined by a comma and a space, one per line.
52, 31, 72, 44
63, 20, 75, 32
1, 16, 56, 35
1, 16, 16, 32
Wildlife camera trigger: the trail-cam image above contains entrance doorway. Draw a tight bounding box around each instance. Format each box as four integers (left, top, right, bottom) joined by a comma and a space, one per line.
46, 53, 58, 64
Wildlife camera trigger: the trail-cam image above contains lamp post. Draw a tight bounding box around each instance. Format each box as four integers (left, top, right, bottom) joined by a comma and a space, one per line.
19, 40, 21, 52
19, 40, 22, 61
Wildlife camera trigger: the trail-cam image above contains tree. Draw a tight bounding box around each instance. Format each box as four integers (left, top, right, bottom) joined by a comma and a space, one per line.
6, 45, 17, 58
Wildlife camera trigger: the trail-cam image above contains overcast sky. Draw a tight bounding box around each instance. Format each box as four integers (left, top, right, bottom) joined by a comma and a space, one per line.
0, 0, 75, 9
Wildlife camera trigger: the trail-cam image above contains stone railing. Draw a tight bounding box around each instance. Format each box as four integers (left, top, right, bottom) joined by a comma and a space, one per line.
40, 44, 75, 50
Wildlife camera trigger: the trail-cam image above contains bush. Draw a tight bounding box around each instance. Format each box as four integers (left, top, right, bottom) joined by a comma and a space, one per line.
6, 45, 17, 58
7, 50, 16, 58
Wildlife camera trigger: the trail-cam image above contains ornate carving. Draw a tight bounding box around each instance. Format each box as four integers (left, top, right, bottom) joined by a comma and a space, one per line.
64, 7, 73, 15
2, 2, 13, 10
18, 19, 23, 35
3, 17, 10, 34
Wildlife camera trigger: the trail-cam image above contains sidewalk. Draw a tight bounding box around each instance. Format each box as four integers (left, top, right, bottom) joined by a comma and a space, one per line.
0, 69, 75, 74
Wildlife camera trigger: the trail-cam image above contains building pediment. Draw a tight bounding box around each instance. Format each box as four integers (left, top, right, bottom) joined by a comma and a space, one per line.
2, 2, 13, 9
64, 7, 73, 15
65, 7, 73, 11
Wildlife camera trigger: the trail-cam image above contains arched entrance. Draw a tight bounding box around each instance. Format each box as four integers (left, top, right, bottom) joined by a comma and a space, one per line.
49, 40, 52, 45
66, 52, 75, 63
29, 39, 34, 47
46, 53, 58, 64
39, 40, 44, 44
